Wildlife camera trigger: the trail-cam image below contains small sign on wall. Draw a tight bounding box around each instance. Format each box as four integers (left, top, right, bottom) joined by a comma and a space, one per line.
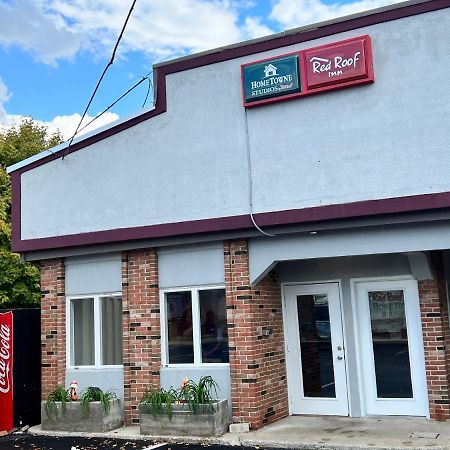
241, 35, 374, 108
242, 55, 301, 103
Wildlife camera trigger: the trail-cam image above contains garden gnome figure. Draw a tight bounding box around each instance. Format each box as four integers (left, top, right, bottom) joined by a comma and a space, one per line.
69, 380, 78, 401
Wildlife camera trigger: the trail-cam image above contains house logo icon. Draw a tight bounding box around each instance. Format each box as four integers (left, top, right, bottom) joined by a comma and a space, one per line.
263, 64, 278, 78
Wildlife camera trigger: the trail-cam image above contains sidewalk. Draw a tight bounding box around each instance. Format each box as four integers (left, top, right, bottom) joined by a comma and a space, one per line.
29, 415, 450, 450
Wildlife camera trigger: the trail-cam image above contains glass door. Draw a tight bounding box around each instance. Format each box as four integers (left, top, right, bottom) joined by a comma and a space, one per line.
355, 279, 428, 416
284, 283, 349, 416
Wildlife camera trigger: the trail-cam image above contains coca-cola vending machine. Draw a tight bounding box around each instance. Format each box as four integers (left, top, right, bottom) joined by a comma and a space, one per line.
0, 309, 41, 431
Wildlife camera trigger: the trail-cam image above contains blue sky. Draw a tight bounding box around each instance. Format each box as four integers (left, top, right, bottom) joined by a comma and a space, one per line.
0, 0, 402, 139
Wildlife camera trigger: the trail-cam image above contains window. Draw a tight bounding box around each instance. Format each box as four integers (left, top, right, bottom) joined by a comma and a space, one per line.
162, 287, 229, 365
67, 294, 122, 367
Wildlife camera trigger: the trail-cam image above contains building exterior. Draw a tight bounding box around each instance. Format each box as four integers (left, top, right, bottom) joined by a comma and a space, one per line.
7, 0, 450, 428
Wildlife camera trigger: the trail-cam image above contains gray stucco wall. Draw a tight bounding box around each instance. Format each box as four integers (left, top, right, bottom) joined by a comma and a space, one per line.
278, 253, 413, 417
20, 8, 450, 240
65, 368, 124, 405
65, 253, 122, 295
158, 242, 224, 288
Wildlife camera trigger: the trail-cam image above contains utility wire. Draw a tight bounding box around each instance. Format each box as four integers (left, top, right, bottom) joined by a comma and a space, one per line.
63, 0, 138, 159
75, 73, 153, 136
243, 108, 276, 238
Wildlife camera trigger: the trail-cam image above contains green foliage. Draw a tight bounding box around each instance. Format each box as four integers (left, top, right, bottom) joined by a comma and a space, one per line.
140, 376, 219, 419
0, 118, 63, 309
180, 375, 219, 414
79, 387, 118, 417
140, 387, 178, 419
45, 385, 71, 420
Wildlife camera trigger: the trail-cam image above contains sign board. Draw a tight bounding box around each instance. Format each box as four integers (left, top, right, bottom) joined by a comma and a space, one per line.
303, 36, 372, 90
241, 35, 374, 108
0, 311, 13, 431
242, 55, 301, 103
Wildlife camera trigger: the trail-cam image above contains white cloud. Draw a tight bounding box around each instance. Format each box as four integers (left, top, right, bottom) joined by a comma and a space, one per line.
269, 0, 403, 29
0, 0, 81, 64
48, 0, 245, 60
0, 77, 11, 122
0, 0, 249, 64
243, 16, 274, 40
44, 111, 120, 140
4, 111, 119, 140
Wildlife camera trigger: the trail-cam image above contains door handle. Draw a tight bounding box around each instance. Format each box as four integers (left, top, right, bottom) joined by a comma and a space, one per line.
337, 346, 342, 351
337, 355, 343, 360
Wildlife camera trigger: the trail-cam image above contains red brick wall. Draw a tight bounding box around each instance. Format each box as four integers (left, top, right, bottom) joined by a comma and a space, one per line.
40, 258, 66, 399
122, 249, 161, 425
224, 239, 288, 429
419, 252, 450, 420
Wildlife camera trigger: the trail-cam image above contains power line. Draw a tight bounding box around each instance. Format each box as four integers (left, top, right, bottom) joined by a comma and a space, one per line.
74, 73, 153, 136
63, 0, 138, 159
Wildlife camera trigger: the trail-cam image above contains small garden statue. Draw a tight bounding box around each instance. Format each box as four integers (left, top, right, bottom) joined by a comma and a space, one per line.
69, 380, 78, 401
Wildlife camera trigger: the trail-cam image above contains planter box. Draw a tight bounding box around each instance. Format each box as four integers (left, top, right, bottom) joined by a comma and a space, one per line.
41, 399, 123, 432
139, 399, 229, 437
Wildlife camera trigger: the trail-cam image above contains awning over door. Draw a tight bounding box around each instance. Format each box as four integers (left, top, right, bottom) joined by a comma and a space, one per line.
247, 220, 450, 284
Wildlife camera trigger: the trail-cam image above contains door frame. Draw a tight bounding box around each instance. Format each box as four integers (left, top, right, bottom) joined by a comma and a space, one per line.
282, 280, 351, 416
350, 275, 429, 418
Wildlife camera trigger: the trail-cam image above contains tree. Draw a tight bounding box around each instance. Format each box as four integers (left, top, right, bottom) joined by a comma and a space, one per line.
0, 118, 63, 308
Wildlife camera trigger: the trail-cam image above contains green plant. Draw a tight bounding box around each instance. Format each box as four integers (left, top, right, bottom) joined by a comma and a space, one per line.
45, 385, 71, 420
80, 387, 118, 417
140, 387, 178, 419
180, 375, 219, 414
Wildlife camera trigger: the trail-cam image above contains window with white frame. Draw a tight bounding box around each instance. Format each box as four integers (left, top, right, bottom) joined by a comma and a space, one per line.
162, 287, 229, 365
68, 294, 123, 367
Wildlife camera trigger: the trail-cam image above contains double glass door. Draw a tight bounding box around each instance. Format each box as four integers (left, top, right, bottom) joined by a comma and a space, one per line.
284, 279, 428, 417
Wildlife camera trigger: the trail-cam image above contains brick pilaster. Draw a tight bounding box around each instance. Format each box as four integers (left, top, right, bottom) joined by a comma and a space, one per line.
419, 252, 450, 420
40, 258, 65, 400
224, 239, 288, 429
122, 249, 160, 425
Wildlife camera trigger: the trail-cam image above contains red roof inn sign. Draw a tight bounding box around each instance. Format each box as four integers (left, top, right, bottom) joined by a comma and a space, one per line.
241, 35, 374, 107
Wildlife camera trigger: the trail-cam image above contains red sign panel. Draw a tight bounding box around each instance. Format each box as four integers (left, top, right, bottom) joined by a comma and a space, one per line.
0, 312, 13, 431
241, 35, 374, 108
303, 35, 373, 91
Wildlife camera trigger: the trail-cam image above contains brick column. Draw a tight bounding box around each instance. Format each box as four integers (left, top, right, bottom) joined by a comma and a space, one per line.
419, 252, 450, 420
224, 239, 288, 429
40, 258, 66, 400
122, 249, 160, 425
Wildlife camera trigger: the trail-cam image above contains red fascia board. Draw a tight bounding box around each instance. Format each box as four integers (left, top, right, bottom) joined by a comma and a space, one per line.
12, 191, 450, 253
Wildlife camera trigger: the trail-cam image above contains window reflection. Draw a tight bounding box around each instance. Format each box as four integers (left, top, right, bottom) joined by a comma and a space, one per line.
369, 290, 413, 398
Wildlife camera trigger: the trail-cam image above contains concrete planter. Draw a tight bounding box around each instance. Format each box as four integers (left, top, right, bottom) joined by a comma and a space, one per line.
41, 399, 123, 432
139, 399, 229, 437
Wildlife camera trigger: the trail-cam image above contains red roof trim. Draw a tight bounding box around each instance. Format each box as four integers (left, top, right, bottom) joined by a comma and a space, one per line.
13, 191, 450, 252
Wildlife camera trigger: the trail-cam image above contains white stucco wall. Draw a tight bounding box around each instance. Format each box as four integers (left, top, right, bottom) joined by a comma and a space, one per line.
20, 8, 450, 240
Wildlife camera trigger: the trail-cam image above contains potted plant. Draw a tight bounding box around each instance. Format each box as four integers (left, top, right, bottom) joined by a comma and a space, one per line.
139, 376, 229, 437
41, 385, 123, 432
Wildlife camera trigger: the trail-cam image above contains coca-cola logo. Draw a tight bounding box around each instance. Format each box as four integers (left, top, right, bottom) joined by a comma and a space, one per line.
0, 323, 11, 394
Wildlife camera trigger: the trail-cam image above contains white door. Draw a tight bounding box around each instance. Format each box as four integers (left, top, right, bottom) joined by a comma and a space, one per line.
284, 283, 349, 416
355, 279, 428, 416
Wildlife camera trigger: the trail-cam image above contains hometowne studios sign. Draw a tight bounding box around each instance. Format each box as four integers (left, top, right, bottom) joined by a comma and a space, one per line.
241, 35, 374, 108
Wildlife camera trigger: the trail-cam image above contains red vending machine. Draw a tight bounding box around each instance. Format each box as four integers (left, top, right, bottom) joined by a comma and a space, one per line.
0, 309, 41, 432
0, 311, 13, 431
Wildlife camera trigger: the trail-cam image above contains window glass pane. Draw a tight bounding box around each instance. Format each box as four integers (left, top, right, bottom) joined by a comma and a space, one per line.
297, 294, 335, 398
200, 289, 229, 363
71, 298, 95, 366
101, 296, 123, 365
369, 290, 413, 398
166, 291, 194, 363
